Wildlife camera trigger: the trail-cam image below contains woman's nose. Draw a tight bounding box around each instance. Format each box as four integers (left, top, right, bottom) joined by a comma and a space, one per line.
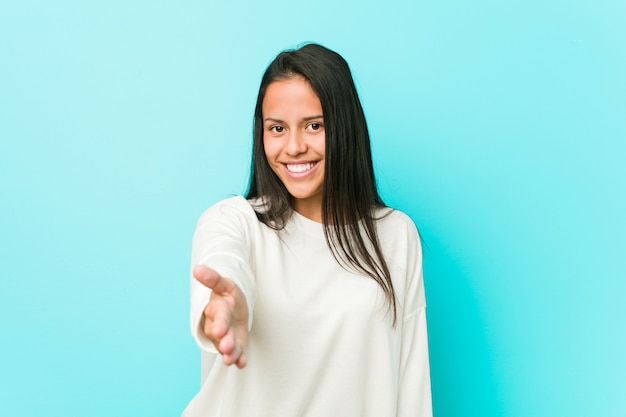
285, 131, 307, 155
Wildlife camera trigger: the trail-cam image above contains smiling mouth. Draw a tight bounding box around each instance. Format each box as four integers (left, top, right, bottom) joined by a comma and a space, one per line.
285, 162, 318, 173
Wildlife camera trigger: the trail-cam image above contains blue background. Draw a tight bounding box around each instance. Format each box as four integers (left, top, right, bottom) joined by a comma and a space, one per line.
1, 1, 624, 416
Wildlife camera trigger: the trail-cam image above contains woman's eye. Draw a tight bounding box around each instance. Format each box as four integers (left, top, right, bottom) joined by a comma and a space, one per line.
270, 126, 284, 133
307, 122, 323, 131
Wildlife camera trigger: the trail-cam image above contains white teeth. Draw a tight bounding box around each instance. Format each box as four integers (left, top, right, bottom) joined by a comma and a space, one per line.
286, 162, 315, 173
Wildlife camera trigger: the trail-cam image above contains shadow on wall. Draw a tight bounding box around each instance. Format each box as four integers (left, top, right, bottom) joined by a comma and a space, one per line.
423, 240, 504, 417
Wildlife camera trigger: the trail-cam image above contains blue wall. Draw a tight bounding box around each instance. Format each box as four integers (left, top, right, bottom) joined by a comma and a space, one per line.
1, 1, 624, 416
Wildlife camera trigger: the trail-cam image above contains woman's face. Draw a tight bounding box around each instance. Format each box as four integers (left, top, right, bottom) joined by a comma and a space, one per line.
262, 77, 325, 221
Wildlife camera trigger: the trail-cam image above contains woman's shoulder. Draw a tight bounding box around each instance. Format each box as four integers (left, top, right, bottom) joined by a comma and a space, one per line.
203, 195, 252, 212
196, 195, 260, 227
374, 206, 418, 233
374, 206, 421, 249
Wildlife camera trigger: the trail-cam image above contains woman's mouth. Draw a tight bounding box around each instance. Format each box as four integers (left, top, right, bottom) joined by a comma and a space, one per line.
285, 162, 317, 173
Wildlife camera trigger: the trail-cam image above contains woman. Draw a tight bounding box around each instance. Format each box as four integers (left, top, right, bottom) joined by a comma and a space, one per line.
183, 43, 432, 416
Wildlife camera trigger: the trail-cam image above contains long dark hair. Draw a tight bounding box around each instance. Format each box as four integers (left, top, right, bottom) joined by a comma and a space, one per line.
246, 43, 397, 326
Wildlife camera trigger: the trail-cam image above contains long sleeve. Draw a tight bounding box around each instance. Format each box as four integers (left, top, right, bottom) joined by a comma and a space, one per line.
397, 306, 432, 417
189, 197, 257, 353
396, 218, 432, 417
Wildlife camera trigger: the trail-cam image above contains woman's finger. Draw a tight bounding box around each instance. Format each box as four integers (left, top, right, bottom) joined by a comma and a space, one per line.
193, 265, 235, 295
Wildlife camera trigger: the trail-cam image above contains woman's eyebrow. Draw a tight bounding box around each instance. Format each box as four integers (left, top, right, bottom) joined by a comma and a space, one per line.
264, 115, 324, 124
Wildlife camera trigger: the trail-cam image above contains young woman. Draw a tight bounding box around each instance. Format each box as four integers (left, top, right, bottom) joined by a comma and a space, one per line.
183, 43, 432, 417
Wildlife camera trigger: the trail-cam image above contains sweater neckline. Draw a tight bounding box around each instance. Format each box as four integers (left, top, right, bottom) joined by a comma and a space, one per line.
290, 209, 325, 237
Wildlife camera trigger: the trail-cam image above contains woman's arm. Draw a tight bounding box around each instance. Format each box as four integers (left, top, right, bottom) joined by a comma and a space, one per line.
397, 306, 432, 417
189, 197, 257, 367
395, 215, 432, 416
192, 265, 249, 368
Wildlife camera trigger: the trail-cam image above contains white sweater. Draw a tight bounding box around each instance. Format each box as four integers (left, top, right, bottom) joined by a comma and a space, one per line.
183, 196, 432, 417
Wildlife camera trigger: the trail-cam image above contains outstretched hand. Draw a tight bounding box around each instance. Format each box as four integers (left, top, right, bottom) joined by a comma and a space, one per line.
193, 265, 249, 369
